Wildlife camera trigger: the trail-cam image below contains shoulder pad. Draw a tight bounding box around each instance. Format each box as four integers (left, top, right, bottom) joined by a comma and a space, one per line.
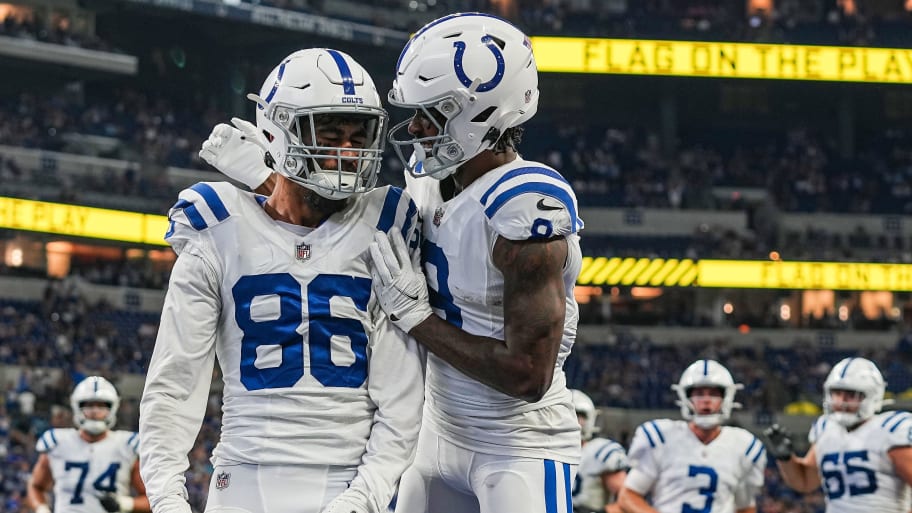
880, 410, 912, 433
370, 185, 421, 251
636, 419, 669, 448
36, 428, 59, 453
809, 415, 830, 443
591, 438, 629, 471
166, 182, 237, 236
478, 166, 583, 240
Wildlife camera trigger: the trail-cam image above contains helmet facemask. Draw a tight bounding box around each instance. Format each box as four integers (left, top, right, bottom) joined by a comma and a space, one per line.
388, 91, 474, 180
259, 100, 387, 199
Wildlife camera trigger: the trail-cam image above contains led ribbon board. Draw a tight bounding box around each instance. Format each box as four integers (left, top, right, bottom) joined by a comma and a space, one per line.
0, 197, 169, 246
531, 37, 912, 83
579, 257, 912, 291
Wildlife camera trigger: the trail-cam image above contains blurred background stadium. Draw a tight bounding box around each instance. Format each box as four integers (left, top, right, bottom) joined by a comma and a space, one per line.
3, 0, 912, 511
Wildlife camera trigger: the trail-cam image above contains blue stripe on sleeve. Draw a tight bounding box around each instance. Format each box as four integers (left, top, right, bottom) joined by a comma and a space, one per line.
479, 166, 571, 205
752, 446, 766, 463
377, 187, 404, 233
600, 448, 622, 464
889, 414, 910, 433
190, 183, 230, 222
172, 198, 208, 231
544, 459, 557, 513
882, 411, 904, 427
49, 428, 57, 445
649, 420, 665, 444
640, 425, 656, 448
745, 437, 757, 455
483, 182, 578, 232
400, 199, 418, 242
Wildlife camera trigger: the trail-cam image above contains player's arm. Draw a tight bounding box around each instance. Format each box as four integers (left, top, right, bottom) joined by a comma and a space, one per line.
408, 236, 567, 401
889, 446, 912, 485
774, 443, 820, 493
330, 314, 425, 513
616, 488, 658, 513
139, 246, 220, 513
27, 454, 53, 513
602, 470, 628, 513
128, 459, 152, 512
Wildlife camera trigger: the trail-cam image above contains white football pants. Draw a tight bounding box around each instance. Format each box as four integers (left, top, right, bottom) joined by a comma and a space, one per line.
204, 463, 356, 513
395, 425, 577, 513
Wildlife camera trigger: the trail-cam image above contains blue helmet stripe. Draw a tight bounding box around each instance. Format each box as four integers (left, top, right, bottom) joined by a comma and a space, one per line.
703, 359, 709, 375
262, 59, 288, 109
840, 358, 855, 378
326, 49, 356, 95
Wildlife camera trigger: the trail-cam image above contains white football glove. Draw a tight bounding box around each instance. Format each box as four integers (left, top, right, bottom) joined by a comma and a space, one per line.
199, 117, 272, 190
368, 230, 433, 334
321, 490, 372, 513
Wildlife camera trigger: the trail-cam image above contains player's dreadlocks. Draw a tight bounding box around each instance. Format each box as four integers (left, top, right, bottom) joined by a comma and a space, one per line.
493, 126, 524, 154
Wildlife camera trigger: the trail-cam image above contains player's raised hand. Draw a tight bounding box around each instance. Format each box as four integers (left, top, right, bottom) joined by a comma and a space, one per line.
369, 230, 433, 334
199, 117, 272, 190
763, 424, 795, 461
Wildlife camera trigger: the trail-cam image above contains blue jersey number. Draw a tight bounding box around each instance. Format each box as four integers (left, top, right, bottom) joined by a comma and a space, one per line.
233, 273, 371, 390
682, 465, 718, 513
422, 239, 462, 327
64, 462, 121, 504
820, 450, 878, 499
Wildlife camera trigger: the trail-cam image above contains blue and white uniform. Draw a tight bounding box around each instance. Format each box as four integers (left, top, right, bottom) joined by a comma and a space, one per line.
625, 419, 766, 513
809, 411, 912, 513
140, 182, 425, 513
397, 158, 583, 513
573, 438, 628, 512
37, 429, 139, 513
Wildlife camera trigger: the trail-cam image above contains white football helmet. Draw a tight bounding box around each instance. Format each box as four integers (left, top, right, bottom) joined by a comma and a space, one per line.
71, 376, 120, 435
249, 48, 387, 199
388, 12, 539, 179
571, 389, 599, 441
672, 359, 743, 429
823, 357, 886, 428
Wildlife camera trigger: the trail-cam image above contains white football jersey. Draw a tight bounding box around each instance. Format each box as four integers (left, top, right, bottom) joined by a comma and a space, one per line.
573, 437, 629, 511
809, 411, 912, 513
405, 157, 584, 463
625, 419, 766, 513
140, 182, 425, 513
36, 428, 139, 513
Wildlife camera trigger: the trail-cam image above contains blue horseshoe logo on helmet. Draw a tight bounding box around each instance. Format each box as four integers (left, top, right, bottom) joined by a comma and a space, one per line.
453, 35, 505, 93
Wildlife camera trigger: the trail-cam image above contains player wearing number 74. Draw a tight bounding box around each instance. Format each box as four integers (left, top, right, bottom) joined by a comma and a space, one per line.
139, 48, 424, 513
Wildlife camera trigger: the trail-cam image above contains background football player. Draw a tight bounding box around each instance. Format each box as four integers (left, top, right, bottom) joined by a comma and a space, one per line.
570, 389, 628, 513
765, 357, 912, 513
28, 376, 150, 513
618, 359, 766, 513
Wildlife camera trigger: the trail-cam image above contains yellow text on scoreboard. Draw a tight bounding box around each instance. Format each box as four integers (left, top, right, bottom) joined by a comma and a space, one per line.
0, 196, 169, 246
531, 37, 912, 84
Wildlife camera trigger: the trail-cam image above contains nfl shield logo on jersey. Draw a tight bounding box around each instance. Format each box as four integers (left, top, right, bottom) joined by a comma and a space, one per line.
433, 207, 445, 227
215, 471, 230, 490
296, 242, 311, 261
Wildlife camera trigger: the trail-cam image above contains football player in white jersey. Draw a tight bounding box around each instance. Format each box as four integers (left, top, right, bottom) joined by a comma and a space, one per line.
764, 357, 912, 513
617, 360, 766, 513
27, 376, 150, 513
570, 390, 628, 513
139, 48, 425, 513
364, 12, 584, 513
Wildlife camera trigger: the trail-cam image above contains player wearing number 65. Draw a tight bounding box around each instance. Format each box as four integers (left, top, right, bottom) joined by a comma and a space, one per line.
617, 360, 766, 513
139, 48, 424, 513
764, 357, 912, 513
